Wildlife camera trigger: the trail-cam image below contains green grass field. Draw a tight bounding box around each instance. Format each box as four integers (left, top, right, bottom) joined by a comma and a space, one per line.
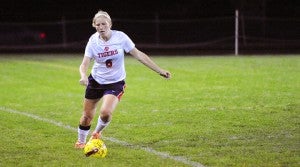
0, 54, 299, 167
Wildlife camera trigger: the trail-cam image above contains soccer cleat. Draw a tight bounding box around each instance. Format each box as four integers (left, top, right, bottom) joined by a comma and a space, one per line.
89, 132, 101, 141
74, 141, 85, 149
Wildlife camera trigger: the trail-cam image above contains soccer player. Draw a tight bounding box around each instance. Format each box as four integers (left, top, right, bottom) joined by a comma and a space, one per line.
75, 10, 171, 148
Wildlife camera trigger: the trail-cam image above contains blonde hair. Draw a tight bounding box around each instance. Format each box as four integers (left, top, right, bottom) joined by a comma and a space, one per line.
92, 10, 112, 27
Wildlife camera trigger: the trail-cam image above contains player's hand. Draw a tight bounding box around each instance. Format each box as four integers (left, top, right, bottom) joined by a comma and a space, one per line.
79, 77, 88, 86
159, 70, 171, 79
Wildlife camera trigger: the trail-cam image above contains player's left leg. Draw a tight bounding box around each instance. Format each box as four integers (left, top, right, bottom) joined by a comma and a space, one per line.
91, 94, 119, 139
91, 80, 125, 140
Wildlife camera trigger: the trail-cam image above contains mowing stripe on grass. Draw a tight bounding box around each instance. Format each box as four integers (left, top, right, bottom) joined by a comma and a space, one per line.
0, 106, 205, 167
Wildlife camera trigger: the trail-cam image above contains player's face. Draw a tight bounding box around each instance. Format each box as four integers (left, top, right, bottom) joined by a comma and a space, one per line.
94, 17, 111, 36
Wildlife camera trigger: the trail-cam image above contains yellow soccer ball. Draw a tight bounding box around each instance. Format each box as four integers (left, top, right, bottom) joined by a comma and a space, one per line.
84, 139, 107, 158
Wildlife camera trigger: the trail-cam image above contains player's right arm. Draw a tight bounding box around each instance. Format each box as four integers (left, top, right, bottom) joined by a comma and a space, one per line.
79, 56, 91, 86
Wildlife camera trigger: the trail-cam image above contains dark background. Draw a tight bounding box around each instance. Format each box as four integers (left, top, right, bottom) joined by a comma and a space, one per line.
0, 0, 299, 54
1, 0, 299, 21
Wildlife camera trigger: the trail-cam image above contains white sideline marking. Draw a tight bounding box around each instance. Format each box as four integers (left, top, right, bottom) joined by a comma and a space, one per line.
0, 106, 205, 167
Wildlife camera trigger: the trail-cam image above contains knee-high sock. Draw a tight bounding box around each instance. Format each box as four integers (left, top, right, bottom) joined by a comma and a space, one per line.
94, 116, 110, 133
77, 125, 90, 143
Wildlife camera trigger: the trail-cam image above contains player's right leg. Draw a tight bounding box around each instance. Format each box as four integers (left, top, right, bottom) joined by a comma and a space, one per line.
75, 98, 99, 149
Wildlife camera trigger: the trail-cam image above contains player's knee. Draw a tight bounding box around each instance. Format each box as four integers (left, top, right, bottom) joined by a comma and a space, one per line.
100, 109, 112, 122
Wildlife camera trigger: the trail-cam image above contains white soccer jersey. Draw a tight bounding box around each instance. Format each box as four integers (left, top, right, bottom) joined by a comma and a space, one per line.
84, 30, 135, 84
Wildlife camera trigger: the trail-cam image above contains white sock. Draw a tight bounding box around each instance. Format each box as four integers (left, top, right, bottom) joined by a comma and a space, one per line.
94, 116, 110, 133
77, 128, 90, 144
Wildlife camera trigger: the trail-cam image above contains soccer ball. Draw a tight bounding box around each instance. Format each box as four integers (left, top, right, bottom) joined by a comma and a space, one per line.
84, 139, 107, 158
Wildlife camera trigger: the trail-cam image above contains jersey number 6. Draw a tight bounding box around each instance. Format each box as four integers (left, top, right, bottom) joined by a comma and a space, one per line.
105, 59, 113, 68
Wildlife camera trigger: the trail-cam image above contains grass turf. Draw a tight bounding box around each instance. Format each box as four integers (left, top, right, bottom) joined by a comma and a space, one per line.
0, 54, 299, 166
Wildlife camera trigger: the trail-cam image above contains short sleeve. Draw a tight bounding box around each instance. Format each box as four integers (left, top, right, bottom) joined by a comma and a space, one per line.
122, 33, 135, 53
84, 36, 94, 58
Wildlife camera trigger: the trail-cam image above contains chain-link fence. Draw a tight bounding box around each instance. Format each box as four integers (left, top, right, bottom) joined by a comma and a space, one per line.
0, 15, 299, 54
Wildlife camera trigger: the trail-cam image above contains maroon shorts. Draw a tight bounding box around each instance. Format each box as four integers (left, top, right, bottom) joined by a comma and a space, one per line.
85, 75, 126, 100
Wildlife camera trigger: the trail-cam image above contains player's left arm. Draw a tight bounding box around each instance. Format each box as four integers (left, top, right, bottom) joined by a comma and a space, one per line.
129, 47, 171, 79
